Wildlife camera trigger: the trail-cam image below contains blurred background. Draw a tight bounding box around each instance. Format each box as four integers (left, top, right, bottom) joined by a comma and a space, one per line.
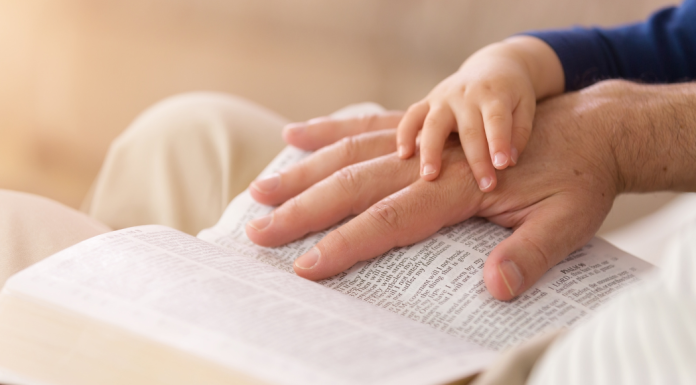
0, 0, 678, 232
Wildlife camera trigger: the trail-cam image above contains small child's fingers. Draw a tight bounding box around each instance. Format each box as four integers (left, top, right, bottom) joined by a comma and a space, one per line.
453, 104, 497, 192
510, 96, 535, 165
481, 99, 513, 170
419, 105, 456, 181
396, 101, 429, 159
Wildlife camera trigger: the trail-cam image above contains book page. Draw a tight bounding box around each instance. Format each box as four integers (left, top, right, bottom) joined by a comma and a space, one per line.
4, 226, 494, 385
199, 146, 655, 350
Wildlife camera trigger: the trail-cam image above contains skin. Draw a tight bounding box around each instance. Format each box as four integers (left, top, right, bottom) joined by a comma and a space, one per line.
247, 80, 696, 301
396, 36, 565, 191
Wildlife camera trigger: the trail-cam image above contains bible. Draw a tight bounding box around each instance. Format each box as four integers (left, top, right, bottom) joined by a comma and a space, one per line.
0, 146, 654, 385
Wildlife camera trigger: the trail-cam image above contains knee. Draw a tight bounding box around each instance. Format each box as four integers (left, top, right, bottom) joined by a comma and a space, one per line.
112, 92, 241, 149
112, 92, 286, 151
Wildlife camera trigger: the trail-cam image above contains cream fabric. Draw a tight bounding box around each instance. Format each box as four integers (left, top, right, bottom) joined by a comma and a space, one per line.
83, 92, 288, 235
0, 93, 290, 287
527, 222, 696, 385
470, 329, 565, 385
602, 193, 696, 267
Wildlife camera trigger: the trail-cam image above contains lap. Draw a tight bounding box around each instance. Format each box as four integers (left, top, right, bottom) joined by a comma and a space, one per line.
1, 92, 290, 284
84, 92, 289, 235
0, 190, 110, 286
1, 94, 384, 284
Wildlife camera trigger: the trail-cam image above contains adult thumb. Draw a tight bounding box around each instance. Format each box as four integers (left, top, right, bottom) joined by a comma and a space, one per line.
483, 198, 603, 301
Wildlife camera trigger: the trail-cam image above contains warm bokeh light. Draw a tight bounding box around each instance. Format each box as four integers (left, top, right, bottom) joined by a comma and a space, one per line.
0, 0, 675, 208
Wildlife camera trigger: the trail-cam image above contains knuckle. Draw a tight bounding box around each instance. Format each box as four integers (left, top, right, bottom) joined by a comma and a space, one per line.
336, 135, 359, 164
485, 97, 507, 109
283, 196, 305, 220
358, 113, 379, 133
333, 166, 361, 197
485, 130, 511, 144
459, 126, 483, 142
329, 227, 352, 254
587, 79, 634, 95
465, 82, 491, 97
423, 113, 442, 129
518, 234, 553, 272
366, 196, 405, 234
485, 113, 508, 127
291, 166, 309, 185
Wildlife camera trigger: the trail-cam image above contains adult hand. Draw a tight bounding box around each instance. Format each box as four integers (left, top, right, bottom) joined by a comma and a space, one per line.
247, 80, 696, 300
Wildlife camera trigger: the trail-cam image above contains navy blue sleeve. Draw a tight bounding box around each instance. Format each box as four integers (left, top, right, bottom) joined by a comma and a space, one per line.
523, 0, 696, 91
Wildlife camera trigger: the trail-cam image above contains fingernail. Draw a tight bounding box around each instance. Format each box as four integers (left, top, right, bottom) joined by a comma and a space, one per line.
498, 260, 524, 296
479, 176, 492, 190
283, 122, 306, 136
398, 145, 407, 158
493, 152, 508, 168
422, 164, 437, 176
307, 117, 325, 125
511, 147, 519, 165
251, 173, 280, 194
295, 247, 321, 270
248, 213, 273, 231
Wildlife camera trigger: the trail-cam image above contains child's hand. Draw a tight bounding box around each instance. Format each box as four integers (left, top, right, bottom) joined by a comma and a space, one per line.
396, 36, 563, 191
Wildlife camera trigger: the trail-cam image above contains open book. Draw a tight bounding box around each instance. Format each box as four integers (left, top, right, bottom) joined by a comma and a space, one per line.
0, 147, 653, 385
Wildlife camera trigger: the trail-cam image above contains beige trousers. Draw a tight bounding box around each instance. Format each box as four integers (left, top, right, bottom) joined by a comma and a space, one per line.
0, 92, 287, 286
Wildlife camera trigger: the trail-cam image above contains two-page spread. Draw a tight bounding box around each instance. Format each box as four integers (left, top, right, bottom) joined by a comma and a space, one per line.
0, 146, 654, 385
200, 146, 655, 350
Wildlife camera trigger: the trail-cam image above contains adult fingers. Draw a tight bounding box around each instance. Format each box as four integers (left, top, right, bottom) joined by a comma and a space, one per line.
481, 99, 514, 170
509, 96, 535, 165
452, 103, 498, 192
418, 104, 457, 181
396, 101, 429, 159
247, 153, 420, 247
250, 129, 397, 206
483, 195, 599, 301
283, 111, 404, 150
292, 149, 482, 280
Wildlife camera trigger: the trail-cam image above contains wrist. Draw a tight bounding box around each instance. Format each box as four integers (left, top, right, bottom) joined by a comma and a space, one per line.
502, 36, 564, 100
587, 81, 696, 193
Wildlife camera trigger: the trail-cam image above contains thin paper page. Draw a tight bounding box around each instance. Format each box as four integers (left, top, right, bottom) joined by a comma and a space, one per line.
5, 226, 494, 385
199, 146, 655, 350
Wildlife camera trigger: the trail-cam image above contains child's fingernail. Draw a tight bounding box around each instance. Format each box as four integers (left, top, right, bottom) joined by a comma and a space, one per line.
422, 164, 437, 176
511, 147, 519, 165
398, 145, 407, 158
498, 260, 524, 296
479, 176, 493, 190
493, 152, 508, 168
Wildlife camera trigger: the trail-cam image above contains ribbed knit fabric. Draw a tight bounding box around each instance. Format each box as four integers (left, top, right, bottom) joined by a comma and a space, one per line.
528, 221, 696, 385
524, 0, 696, 91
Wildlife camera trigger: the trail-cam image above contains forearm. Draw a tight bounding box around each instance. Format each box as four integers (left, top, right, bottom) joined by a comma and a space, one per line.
601, 81, 696, 193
